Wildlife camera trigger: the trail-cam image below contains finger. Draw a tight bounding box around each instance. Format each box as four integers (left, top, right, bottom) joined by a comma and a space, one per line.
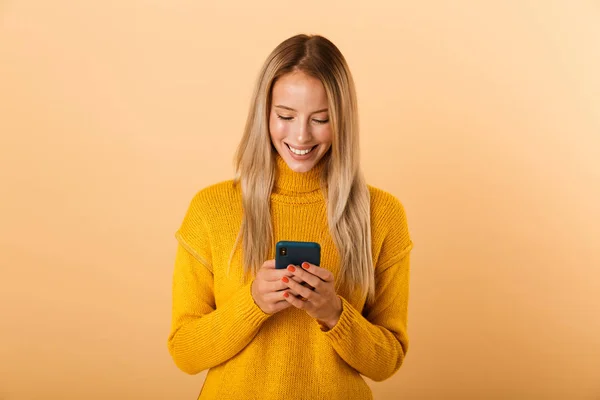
263, 269, 295, 282
270, 299, 292, 313
287, 266, 322, 290
270, 276, 302, 295
258, 290, 292, 314
262, 299, 292, 314
300, 262, 334, 282
263, 291, 291, 304
282, 276, 316, 300
269, 279, 301, 295
300, 281, 315, 291
282, 291, 308, 309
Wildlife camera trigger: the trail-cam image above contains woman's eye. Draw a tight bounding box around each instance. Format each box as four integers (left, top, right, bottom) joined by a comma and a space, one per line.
276, 115, 328, 124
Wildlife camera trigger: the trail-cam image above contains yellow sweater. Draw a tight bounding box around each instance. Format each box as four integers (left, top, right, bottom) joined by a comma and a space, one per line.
168, 154, 413, 400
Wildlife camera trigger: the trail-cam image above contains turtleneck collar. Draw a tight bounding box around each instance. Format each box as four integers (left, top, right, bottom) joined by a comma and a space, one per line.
273, 152, 328, 195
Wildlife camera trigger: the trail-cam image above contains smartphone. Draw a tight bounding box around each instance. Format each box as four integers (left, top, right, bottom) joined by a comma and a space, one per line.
275, 240, 321, 269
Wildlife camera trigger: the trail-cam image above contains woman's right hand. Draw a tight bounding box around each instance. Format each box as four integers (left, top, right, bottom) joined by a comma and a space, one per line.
251, 259, 300, 314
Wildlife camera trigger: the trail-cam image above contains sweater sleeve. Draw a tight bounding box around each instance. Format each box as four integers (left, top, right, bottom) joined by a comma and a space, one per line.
319, 195, 412, 382
167, 195, 271, 375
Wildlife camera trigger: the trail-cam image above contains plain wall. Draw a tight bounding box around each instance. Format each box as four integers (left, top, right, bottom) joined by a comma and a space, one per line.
1, 1, 599, 399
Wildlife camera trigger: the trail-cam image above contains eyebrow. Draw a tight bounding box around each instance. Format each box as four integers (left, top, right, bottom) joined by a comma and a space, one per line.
274, 105, 329, 114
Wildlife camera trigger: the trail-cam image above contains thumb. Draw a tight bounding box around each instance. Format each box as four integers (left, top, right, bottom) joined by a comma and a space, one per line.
262, 259, 276, 269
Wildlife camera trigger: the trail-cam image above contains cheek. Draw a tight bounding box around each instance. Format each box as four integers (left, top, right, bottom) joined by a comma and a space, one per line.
314, 125, 333, 144
269, 116, 289, 140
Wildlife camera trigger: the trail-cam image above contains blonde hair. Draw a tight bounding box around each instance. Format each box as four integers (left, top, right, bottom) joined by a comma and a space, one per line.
231, 34, 375, 303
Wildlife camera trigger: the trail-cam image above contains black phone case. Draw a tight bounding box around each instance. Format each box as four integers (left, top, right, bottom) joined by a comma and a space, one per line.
275, 241, 321, 269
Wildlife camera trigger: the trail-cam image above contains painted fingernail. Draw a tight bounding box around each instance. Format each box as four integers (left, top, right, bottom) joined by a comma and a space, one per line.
283, 292, 289, 298
287, 265, 296, 272
302, 262, 309, 269
282, 276, 289, 283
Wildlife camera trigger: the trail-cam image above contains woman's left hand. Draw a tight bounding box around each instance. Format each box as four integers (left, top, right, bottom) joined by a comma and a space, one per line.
281, 262, 342, 329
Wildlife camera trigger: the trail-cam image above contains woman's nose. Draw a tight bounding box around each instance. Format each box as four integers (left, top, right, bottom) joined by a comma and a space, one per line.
295, 120, 312, 143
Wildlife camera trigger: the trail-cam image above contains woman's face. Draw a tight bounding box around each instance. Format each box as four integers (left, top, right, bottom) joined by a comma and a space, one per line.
269, 70, 332, 173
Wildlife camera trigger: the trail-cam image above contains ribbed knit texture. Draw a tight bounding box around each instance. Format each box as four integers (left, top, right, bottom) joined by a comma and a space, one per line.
168, 153, 413, 400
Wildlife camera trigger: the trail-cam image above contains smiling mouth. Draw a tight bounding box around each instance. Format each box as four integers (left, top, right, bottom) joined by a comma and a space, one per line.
286, 143, 317, 155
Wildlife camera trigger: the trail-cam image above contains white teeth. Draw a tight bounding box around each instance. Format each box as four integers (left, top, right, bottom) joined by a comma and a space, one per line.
288, 145, 314, 155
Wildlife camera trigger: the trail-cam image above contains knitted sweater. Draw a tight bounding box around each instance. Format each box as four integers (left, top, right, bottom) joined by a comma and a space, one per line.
168, 153, 413, 399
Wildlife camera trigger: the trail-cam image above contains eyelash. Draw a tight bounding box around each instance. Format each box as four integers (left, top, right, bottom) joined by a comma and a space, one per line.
277, 115, 329, 124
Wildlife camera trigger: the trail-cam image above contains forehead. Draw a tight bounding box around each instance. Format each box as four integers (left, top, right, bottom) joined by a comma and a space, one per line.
271, 71, 328, 110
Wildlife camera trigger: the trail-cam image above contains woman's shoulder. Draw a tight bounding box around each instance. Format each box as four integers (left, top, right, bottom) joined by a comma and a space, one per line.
176, 180, 241, 259
188, 179, 241, 206
367, 184, 407, 220
367, 184, 413, 259
181, 179, 241, 222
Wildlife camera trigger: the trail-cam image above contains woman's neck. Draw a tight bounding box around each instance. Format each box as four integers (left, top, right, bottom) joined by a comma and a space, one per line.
273, 152, 328, 195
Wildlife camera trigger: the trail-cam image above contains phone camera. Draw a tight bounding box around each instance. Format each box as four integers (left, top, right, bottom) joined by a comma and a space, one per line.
280, 247, 287, 256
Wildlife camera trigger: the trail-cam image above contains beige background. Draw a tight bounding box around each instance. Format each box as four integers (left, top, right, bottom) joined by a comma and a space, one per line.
1, 1, 599, 399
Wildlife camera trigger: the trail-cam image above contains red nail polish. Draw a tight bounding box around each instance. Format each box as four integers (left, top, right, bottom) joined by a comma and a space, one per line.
282, 276, 289, 283
302, 262, 309, 269
283, 292, 289, 298
287, 265, 296, 272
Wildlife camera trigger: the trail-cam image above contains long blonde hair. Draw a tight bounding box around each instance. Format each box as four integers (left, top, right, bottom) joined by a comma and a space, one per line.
231, 34, 374, 303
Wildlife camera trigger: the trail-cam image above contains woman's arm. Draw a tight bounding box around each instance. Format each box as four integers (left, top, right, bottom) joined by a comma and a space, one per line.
167, 241, 271, 375
319, 248, 411, 381
319, 193, 413, 381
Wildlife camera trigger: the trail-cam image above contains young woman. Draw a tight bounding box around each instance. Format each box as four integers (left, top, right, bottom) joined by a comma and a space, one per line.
168, 33, 413, 399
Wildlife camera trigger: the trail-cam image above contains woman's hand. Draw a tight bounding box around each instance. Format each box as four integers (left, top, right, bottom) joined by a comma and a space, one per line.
281, 262, 342, 329
251, 259, 303, 314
